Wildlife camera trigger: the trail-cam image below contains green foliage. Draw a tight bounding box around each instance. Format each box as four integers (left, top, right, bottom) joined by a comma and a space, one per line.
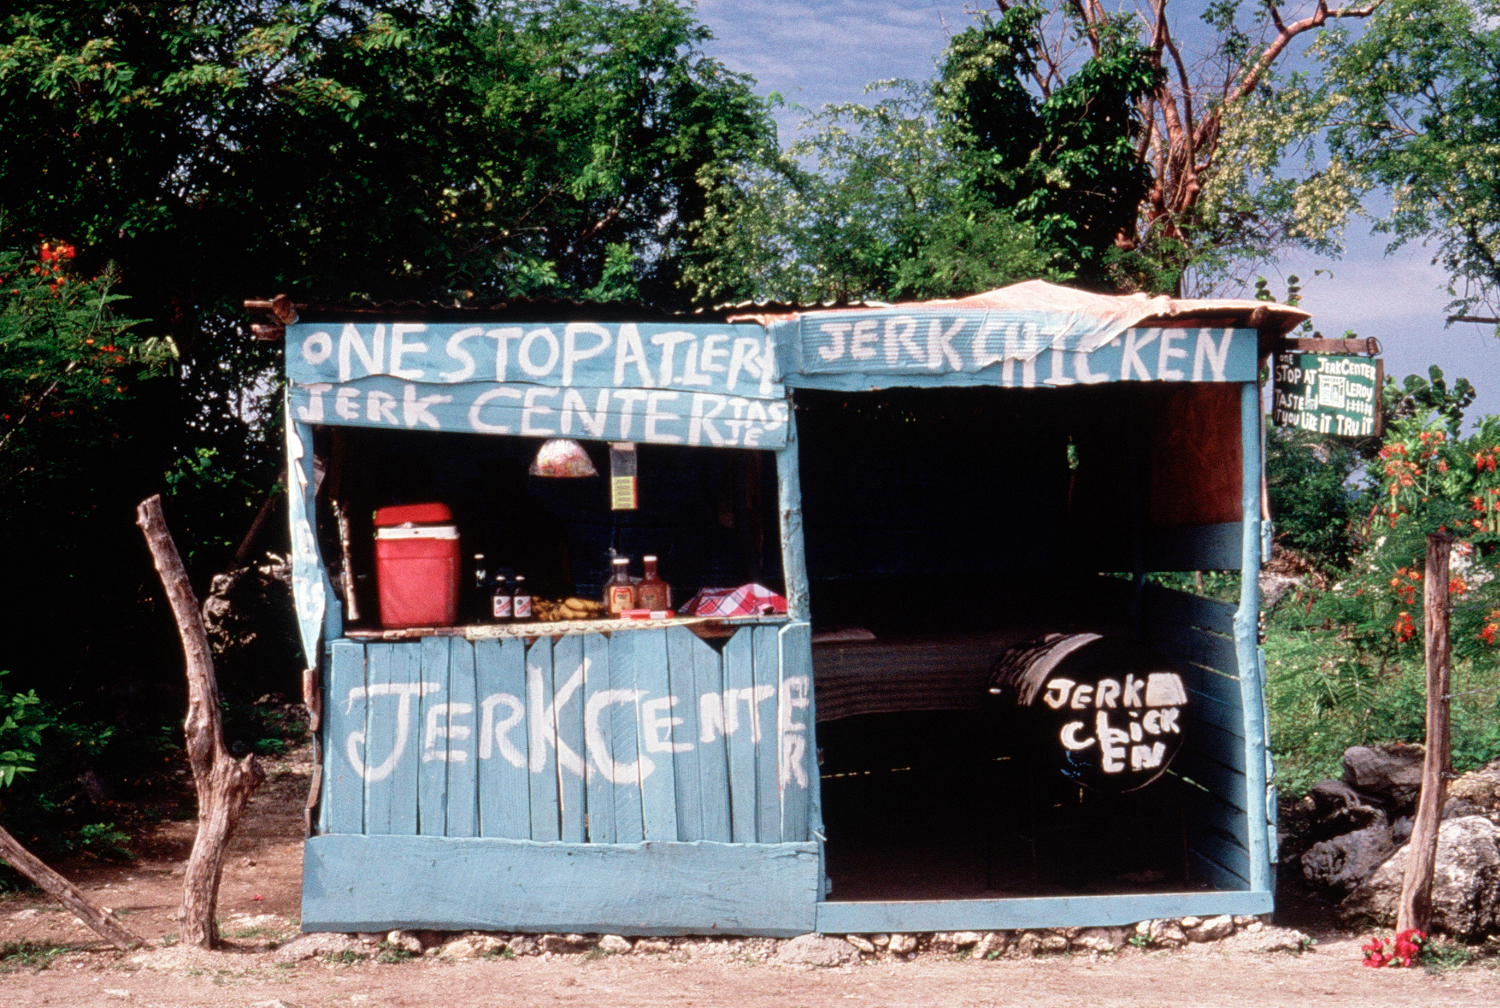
0, 940, 68, 973
0, 237, 163, 516
1383, 366, 1476, 438
0, 0, 776, 743
1264, 403, 1500, 797
1318, 0, 1500, 318
686, 83, 1065, 304
937, 5, 1163, 290
1266, 426, 1362, 570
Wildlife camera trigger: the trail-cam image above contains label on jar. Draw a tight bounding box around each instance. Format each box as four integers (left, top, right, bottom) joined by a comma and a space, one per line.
607, 584, 635, 614
514, 594, 532, 619
638, 584, 670, 610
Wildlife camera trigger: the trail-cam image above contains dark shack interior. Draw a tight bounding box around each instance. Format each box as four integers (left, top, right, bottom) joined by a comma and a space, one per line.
795, 383, 1239, 900
312, 426, 783, 625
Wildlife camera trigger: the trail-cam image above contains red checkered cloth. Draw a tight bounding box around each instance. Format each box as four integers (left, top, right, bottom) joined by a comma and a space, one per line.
680, 583, 788, 617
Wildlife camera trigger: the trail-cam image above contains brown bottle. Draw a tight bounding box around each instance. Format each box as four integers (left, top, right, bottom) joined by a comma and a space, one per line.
511, 575, 533, 621
604, 557, 636, 615
637, 555, 671, 612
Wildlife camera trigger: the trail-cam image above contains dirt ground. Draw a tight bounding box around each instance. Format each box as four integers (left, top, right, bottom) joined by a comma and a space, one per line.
1, 747, 1497, 1008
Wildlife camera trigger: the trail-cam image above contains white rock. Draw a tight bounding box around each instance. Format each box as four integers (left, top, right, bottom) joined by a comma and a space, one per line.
1341, 815, 1500, 939
844, 935, 875, 953
1038, 932, 1070, 953
1147, 920, 1186, 947
1072, 927, 1128, 952
931, 931, 983, 951
598, 935, 632, 954
273, 933, 366, 962
972, 932, 1010, 959
439, 934, 506, 960
774, 934, 860, 968
869, 932, 890, 947
538, 933, 587, 953
634, 938, 673, 954
1183, 915, 1235, 943
386, 930, 423, 954
886, 933, 917, 954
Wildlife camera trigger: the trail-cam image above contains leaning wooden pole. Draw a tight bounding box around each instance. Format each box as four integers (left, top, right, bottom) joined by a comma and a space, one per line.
1397, 531, 1453, 934
136, 494, 264, 948
0, 824, 140, 949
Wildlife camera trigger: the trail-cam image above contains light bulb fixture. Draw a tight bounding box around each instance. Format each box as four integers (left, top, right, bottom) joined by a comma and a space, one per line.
529, 438, 599, 478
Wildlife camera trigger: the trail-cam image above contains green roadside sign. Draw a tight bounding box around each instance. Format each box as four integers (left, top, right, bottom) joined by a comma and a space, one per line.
1272, 351, 1382, 437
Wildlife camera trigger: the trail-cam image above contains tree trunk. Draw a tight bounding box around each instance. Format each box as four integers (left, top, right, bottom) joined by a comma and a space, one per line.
136, 494, 265, 949
1398, 531, 1453, 934
0, 824, 140, 950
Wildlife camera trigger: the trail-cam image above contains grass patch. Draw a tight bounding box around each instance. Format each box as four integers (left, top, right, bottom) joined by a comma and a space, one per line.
0, 940, 68, 972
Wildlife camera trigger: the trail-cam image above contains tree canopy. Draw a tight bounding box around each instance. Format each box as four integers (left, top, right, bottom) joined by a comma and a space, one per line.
0, 0, 777, 712
690, 1, 1382, 303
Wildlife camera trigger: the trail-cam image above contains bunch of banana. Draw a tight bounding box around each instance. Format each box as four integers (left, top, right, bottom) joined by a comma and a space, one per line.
532, 597, 606, 622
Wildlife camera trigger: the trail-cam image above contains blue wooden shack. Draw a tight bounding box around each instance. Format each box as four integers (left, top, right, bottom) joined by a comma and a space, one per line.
268, 281, 1309, 936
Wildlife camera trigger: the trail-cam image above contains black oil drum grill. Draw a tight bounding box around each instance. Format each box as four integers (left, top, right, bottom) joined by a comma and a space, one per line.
989, 633, 1189, 792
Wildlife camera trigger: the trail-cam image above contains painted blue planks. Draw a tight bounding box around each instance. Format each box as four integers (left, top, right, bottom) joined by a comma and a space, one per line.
476, 638, 531, 839
693, 629, 732, 843
387, 644, 423, 835
1145, 583, 1236, 635
722, 627, 759, 843
752, 625, 782, 843
360, 643, 397, 835
582, 632, 617, 844
1150, 621, 1239, 681
813, 889, 1272, 934
1172, 747, 1248, 811
776, 622, 815, 843
632, 628, 679, 841
302, 834, 820, 937
525, 636, 562, 841
551, 633, 588, 843
666, 627, 704, 842
417, 637, 451, 836
608, 632, 646, 844
324, 640, 367, 836
445, 639, 479, 838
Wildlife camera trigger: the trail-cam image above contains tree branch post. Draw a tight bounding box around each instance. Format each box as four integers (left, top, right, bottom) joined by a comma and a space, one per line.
0, 824, 141, 950
136, 494, 264, 948
1398, 530, 1452, 934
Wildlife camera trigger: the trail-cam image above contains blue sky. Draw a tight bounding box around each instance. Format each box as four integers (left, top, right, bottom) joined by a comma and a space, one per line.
693, 1, 1500, 423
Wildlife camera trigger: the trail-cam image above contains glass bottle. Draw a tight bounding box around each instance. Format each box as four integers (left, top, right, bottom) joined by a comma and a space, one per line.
604, 557, 636, 615
472, 554, 488, 624
491, 575, 513, 623
512, 575, 533, 621
637, 555, 671, 611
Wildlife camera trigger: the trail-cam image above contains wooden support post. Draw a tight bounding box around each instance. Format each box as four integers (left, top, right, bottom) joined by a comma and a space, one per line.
0, 824, 141, 949
136, 494, 265, 949
1398, 531, 1453, 934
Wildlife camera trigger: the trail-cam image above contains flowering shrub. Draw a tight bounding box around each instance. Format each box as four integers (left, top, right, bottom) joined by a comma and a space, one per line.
1361, 928, 1426, 968
0, 237, 173, 510
1266, 406, 1500, 796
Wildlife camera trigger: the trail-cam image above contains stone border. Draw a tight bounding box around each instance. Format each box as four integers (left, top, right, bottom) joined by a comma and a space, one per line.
273, 915, 1312, 967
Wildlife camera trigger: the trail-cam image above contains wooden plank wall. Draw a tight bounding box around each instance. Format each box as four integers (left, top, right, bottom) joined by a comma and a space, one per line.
319, 625, 816, 845
1141, 582, 1254, 890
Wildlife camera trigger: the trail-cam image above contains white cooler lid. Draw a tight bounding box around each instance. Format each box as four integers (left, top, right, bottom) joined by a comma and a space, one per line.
375, 524, 459, 540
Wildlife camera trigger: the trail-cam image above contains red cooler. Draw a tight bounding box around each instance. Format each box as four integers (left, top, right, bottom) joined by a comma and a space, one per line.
373, 503, 460, 628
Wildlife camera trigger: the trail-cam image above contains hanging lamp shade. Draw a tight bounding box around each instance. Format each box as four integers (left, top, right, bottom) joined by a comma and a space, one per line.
529, 439, 599, 478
